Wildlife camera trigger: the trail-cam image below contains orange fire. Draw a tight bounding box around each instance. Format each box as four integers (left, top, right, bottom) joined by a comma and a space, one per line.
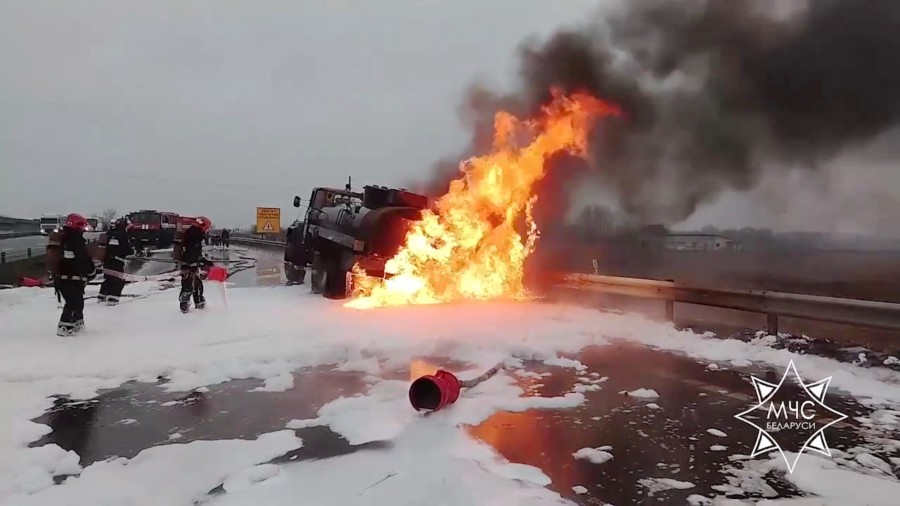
346, 89, 619, 309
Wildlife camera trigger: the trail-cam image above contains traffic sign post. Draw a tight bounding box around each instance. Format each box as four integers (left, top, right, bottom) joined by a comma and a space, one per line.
255, 207, 281, 235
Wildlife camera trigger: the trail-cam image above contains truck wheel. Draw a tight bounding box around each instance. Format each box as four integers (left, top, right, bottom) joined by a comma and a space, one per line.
285, 263, 305, 285
310, 257, 347, 299
324, 265, 349, 299
310, 262, 325, 294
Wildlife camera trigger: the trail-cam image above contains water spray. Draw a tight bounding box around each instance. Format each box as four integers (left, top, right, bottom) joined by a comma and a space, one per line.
408, 362, 504, 412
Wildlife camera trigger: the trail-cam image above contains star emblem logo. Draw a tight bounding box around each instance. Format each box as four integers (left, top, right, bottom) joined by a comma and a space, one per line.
734, 360, 848, 473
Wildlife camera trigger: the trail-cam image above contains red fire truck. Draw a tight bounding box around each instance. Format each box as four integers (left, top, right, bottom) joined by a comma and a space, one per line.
127, 210, 180, 248
176, 215, 198, 232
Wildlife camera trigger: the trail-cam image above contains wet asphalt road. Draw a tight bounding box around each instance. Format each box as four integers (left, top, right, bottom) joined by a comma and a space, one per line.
27, 247, 900, 504
0, 233, 101, 255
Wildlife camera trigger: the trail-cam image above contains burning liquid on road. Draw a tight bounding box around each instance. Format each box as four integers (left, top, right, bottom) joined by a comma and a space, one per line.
347, 90, 620, 309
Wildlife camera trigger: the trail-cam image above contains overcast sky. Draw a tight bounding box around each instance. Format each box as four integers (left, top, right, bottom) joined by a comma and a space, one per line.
0, 0, 601, 228
3, 0, 899, 236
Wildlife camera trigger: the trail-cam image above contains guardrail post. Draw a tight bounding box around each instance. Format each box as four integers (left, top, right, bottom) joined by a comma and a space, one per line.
27, 247, 32, 258
664, 279, 675, 321
767, 314, 778, 336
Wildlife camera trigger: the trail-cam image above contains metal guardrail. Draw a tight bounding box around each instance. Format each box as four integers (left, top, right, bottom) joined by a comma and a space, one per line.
0, 233, 102, 265
230, 236, 900, 333
0, 231, 42, 239
0, 247, 43, 264
231, 237, 286, 248
557, 273, 900, 334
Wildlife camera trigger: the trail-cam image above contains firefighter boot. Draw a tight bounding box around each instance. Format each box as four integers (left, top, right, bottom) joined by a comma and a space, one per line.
179, 291, 191, 313
193, 279, 206, 309
56, 323, 75, 337
97, 294, 107, 304
106, 295, 119, 307
74, 319, 85, 332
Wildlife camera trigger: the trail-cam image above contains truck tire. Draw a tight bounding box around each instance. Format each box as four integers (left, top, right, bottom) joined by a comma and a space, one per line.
310, 257, 347, 299
285, 263, 305, 285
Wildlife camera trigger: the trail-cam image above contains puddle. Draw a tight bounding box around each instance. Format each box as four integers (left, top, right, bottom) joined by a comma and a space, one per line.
28, 346, 893, 504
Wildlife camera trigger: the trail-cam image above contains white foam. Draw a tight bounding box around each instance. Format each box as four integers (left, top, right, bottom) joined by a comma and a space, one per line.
573, 447, 613, 464
543, 356, 587, 371
4, 431, 301, 505
627, 388, 659, 399
253, 373, 294, 392
638, 477, 695, 496
4, 285, 900, 503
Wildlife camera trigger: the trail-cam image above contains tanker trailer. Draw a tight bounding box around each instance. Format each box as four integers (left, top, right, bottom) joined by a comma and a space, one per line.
285, 184, 429, 298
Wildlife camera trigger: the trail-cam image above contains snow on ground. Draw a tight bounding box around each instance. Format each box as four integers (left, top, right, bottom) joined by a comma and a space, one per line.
3, 283, 900, 504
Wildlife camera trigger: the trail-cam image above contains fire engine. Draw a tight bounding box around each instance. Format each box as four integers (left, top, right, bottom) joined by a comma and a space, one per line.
176, 215, 198, 233
127, 210, 180, 248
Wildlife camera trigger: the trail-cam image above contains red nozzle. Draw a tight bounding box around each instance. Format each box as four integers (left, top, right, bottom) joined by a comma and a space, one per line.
409, 370, 461, 412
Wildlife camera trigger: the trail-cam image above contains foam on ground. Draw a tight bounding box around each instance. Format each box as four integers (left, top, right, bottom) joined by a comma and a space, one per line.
3, 284, 900, 504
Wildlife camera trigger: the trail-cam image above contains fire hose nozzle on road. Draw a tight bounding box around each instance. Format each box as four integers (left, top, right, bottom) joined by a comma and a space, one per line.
409, 362, 504, 412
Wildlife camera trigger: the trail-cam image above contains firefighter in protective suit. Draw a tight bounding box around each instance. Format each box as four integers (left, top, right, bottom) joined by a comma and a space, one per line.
97, 217, 134, 305
47, 213, 97, 336
174, 216, 213, 313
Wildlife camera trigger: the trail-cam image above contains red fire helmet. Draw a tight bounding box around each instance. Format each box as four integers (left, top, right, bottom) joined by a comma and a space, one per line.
64, 213, 89, 231
194, 216, 212, 232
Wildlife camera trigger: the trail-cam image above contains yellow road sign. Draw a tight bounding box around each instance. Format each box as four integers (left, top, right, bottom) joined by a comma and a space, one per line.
256, 207, 281, 234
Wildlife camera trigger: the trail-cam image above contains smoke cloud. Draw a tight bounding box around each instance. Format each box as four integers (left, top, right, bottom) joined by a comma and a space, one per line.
421, 0, 900, 227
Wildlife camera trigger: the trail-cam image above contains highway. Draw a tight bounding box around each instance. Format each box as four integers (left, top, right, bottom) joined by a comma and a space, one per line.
0, 233, 101, 263
20, 248, 900, 505
4, 246, 900, 505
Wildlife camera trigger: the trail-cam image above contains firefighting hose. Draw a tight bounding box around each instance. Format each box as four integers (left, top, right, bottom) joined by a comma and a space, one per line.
408, 362, 505, 412
101, 253, 257, 282
6, 248, 258, 291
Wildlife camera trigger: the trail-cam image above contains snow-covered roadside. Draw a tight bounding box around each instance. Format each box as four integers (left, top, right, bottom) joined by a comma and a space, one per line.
2, 284, 900, 504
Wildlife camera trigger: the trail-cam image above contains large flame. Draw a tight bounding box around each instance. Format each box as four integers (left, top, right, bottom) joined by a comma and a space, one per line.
346, 89, 619, 309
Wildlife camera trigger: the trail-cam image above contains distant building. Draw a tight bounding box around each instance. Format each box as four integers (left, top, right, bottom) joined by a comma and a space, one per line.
662, 233, 740, 251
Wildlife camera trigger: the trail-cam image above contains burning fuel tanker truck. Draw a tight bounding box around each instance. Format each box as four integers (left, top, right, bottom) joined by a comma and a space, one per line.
283, 184, 429, 298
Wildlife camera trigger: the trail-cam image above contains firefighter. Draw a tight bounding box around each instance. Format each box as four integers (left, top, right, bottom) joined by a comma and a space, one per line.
221, 228, 230, 249
174, 216, 212, 313
47, 213, 97, 336
97, 217, 134, 306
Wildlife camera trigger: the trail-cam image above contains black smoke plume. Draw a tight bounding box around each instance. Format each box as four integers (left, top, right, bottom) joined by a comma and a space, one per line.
419, 0, 900, 225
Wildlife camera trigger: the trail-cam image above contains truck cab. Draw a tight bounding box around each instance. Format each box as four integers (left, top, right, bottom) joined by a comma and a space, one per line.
283, 187, 363, 286
39, 215, 64, 235
127, 210, 180, 248
284, 184, 428, 298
